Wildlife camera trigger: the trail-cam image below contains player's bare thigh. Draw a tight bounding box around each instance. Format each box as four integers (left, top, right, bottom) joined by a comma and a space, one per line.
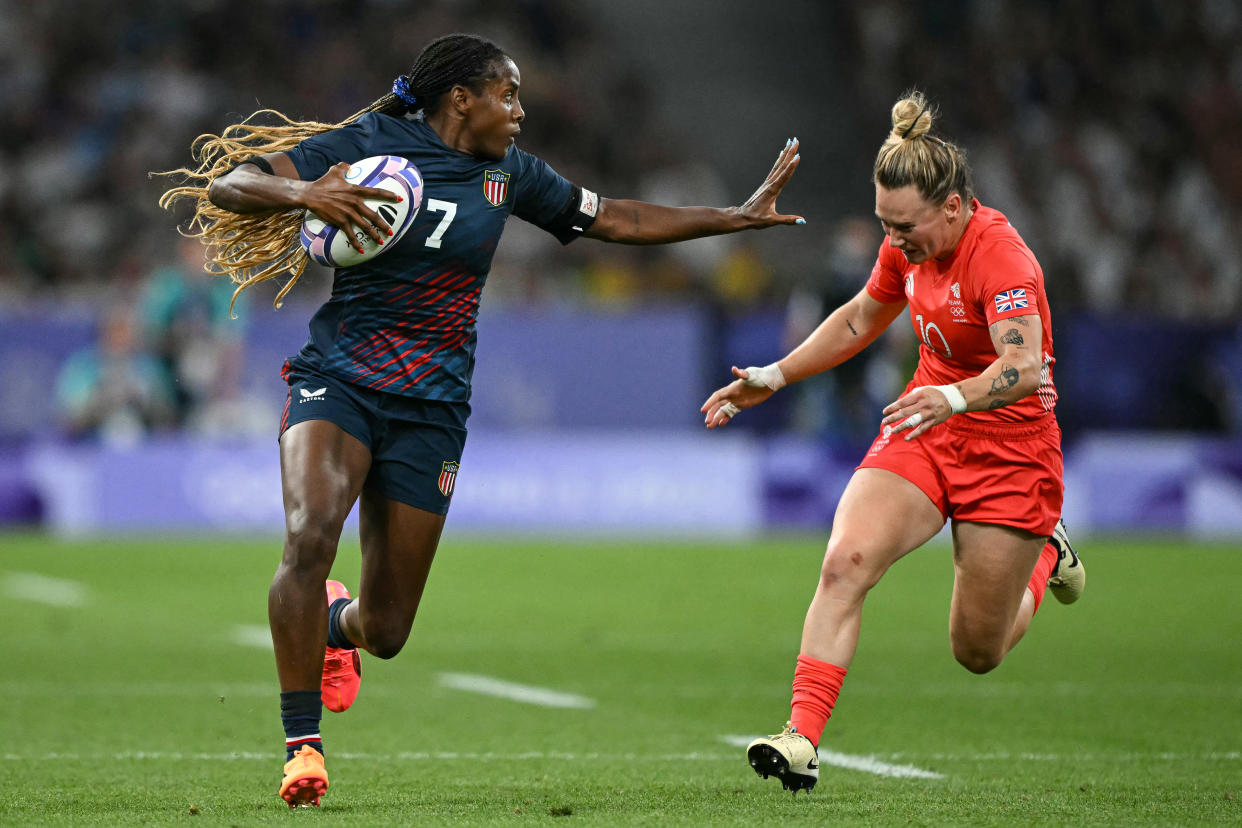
801, 468, 945, 661
948, 520, 1047, 673
823, 467, 946, 586
805, 468, 941, 644
269, 420, 373, 688
349, 490, 447, 659
279, 419, 372, 552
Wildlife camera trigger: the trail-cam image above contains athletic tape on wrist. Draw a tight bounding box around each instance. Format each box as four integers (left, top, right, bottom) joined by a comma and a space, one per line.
741, 363, 787, 391
931, 383, 967, 414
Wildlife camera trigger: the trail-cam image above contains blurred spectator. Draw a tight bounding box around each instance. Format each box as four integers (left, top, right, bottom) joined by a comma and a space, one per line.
140, 236, 240, 421
54, 306, 176, 443
839, 0, 1242, 320
4, 0, 1236, 320
138, 235, 277, 437
180, 336, 278, 439
712, 240, 775, 308
1, 0, 1236, 440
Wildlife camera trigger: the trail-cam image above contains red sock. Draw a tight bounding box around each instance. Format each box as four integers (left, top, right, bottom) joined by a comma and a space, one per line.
789, 654, 848, 748
1027, 541, 1059, 613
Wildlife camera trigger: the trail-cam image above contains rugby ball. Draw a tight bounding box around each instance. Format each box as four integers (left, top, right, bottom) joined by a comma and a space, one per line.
299, 155, 424, 268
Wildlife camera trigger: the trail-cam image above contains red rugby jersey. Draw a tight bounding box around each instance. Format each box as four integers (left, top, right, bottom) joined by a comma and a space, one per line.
866, 200, 1057, 424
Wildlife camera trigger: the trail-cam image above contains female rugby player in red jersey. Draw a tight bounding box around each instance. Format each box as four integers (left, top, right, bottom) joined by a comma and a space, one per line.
161, 33, 803, 808
701, 90, 1084, 794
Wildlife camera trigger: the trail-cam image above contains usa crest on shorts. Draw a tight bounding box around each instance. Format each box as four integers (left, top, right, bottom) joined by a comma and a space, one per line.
482, 170, 510, 206
437, 460, 459, 497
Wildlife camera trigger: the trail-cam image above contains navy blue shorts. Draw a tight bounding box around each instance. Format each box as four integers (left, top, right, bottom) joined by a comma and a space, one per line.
280, 367, 469, 515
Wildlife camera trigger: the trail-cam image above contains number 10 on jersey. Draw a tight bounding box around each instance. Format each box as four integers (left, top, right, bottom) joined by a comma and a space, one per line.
916, 313, 952, 358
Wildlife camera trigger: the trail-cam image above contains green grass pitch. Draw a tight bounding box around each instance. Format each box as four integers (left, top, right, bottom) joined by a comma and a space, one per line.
1, 531, 1238, 825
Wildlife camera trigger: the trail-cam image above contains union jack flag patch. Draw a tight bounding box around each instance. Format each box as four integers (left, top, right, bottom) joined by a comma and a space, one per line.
482, 170, 510, 206
994, 288, 1029, 313
437, 460, 459, 497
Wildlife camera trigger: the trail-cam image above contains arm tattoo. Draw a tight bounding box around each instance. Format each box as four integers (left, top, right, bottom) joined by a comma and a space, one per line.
988, 364, 1020, 396
1000, 328, 1025, 346
991, 317, 1032, 336
846, 320, 858, 336
987, 399, 1008, 410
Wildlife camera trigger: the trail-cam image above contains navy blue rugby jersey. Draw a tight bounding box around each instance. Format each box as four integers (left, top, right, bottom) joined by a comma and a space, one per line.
282, 112, 580, 401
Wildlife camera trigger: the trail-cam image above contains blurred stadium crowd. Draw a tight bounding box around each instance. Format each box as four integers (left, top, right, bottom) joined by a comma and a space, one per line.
2, 0, 1239, 443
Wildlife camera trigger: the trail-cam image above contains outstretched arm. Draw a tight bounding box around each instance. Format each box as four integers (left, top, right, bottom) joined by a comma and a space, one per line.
584, 139, 804, 244
701, 288, 906, 428
208, 152, 399, 251
777, 288, 907, 385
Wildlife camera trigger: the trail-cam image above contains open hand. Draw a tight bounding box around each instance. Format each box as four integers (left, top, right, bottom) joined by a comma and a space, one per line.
735, 138, 804, 228
701, 366, 778, 428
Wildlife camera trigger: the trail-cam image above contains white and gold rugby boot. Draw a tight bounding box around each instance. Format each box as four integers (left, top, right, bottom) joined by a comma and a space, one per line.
746, 722, 819, 793
1047, 519, 1085, 604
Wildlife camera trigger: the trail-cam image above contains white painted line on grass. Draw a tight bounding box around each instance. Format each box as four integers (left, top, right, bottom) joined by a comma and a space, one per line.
438, 672, 596, 709
903, 751, 1242, 762
3, 572, 87, 607
231, 624, 273, 649
721, 735, 945, 779
0, 681, 273, 698
816, 748, 944, 779
3, 749, 1238, 763
846, 681, 1242, 699
3, 750, 729, 762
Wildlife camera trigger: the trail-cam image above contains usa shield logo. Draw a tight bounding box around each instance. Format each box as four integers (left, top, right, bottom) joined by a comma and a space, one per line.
483, 170, 510, 206
437, 460, 459, 497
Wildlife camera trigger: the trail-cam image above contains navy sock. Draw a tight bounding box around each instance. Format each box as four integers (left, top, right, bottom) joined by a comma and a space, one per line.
326, 597, 356, 650
281, 690, 323, 761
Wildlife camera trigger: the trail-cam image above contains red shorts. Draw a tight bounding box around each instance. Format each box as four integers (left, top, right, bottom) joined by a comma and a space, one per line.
857, 414, 1063, 535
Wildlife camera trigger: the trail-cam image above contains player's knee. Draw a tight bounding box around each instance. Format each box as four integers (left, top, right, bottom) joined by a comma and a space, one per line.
359, 617, 411, 660
283, 510, 343, 562
365, 634, 408, 660
952, 642, 1004, 674
818, 539, 881, 597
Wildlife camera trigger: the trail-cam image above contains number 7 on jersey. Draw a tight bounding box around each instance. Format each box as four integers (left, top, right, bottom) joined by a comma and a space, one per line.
423, 198, 457, 249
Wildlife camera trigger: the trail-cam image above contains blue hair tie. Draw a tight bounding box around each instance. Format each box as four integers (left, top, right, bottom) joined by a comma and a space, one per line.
392, 76, 418, 110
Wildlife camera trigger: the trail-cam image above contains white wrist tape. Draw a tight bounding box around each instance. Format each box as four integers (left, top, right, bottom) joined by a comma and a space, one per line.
930, 383, 967, 414
741, 363, 787, 391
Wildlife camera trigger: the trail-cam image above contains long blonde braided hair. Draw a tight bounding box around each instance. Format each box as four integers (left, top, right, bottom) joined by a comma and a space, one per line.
156, 33, 508, 315
158, 109, 369, 315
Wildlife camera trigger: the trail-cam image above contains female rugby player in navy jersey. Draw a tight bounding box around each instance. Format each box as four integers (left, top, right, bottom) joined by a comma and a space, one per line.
160, 33, 803, 806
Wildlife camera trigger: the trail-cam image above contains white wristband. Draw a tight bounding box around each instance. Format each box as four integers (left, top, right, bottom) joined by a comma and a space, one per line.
931, 383, 967, 414
741, 363, 787, 391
